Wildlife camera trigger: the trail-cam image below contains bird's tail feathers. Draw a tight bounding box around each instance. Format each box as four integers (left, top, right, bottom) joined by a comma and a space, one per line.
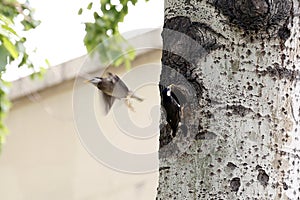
128, 91, 144, 102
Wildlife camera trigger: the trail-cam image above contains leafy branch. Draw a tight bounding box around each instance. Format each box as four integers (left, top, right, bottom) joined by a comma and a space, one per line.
79, 0, 148, 69
0, 0, 148, 150
0, 0, 41, 148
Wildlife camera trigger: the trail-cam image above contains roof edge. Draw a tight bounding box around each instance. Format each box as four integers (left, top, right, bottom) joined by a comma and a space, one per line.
8, 28, 162, 100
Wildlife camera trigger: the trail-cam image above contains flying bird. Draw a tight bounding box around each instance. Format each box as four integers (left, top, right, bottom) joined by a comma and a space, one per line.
87, 72, 143, 114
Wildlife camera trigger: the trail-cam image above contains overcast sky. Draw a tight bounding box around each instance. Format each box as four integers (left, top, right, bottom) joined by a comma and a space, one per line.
3, 0, 163, 81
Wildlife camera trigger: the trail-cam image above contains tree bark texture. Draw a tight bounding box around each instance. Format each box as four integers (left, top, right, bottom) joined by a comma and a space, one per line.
158, 0, 300, 199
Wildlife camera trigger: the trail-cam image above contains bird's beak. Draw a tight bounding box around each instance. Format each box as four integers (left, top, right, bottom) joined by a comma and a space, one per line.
84, 79, 91, 84
169, 84, 175, 89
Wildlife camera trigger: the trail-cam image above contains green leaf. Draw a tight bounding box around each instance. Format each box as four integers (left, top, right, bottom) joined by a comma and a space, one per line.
19, 53, 28, 67
31, 66, 46, 80
45, 59, 51, 66
21, 20, 39, 31
78, 8, 83, 15
114, 56, 124, 66
1, 36, 19, 59
0, 14, 13, 26
126, 48, 135, 60
131, 0, 138, 5
101, 0, 109, 4
87, 2, 93, 10
0, 46, 9, 72
124, 58, 131, 70
81, 0, 140, 69
1, 24, 18, 36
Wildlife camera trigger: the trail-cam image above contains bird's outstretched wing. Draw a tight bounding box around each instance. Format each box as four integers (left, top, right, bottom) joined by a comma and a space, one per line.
99, 91, 115, 115
107, 72, 129, 98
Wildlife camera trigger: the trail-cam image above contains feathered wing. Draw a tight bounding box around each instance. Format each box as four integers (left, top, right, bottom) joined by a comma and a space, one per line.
108, 73, 129, 98
99, 91, 115, 115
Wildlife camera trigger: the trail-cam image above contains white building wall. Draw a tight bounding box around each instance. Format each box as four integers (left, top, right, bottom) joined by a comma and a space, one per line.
0, 47, 161, 200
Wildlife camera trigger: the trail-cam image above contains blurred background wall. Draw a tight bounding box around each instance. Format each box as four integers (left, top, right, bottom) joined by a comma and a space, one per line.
0, 30, 161, 200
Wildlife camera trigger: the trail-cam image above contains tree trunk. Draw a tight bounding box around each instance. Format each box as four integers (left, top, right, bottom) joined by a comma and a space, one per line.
157, 0, 300, 199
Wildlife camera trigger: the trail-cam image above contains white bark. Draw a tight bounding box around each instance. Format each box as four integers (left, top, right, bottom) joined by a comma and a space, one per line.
158, 0, 300, 199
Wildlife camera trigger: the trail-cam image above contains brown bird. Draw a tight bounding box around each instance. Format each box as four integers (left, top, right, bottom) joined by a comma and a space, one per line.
87, 72, 143, 114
